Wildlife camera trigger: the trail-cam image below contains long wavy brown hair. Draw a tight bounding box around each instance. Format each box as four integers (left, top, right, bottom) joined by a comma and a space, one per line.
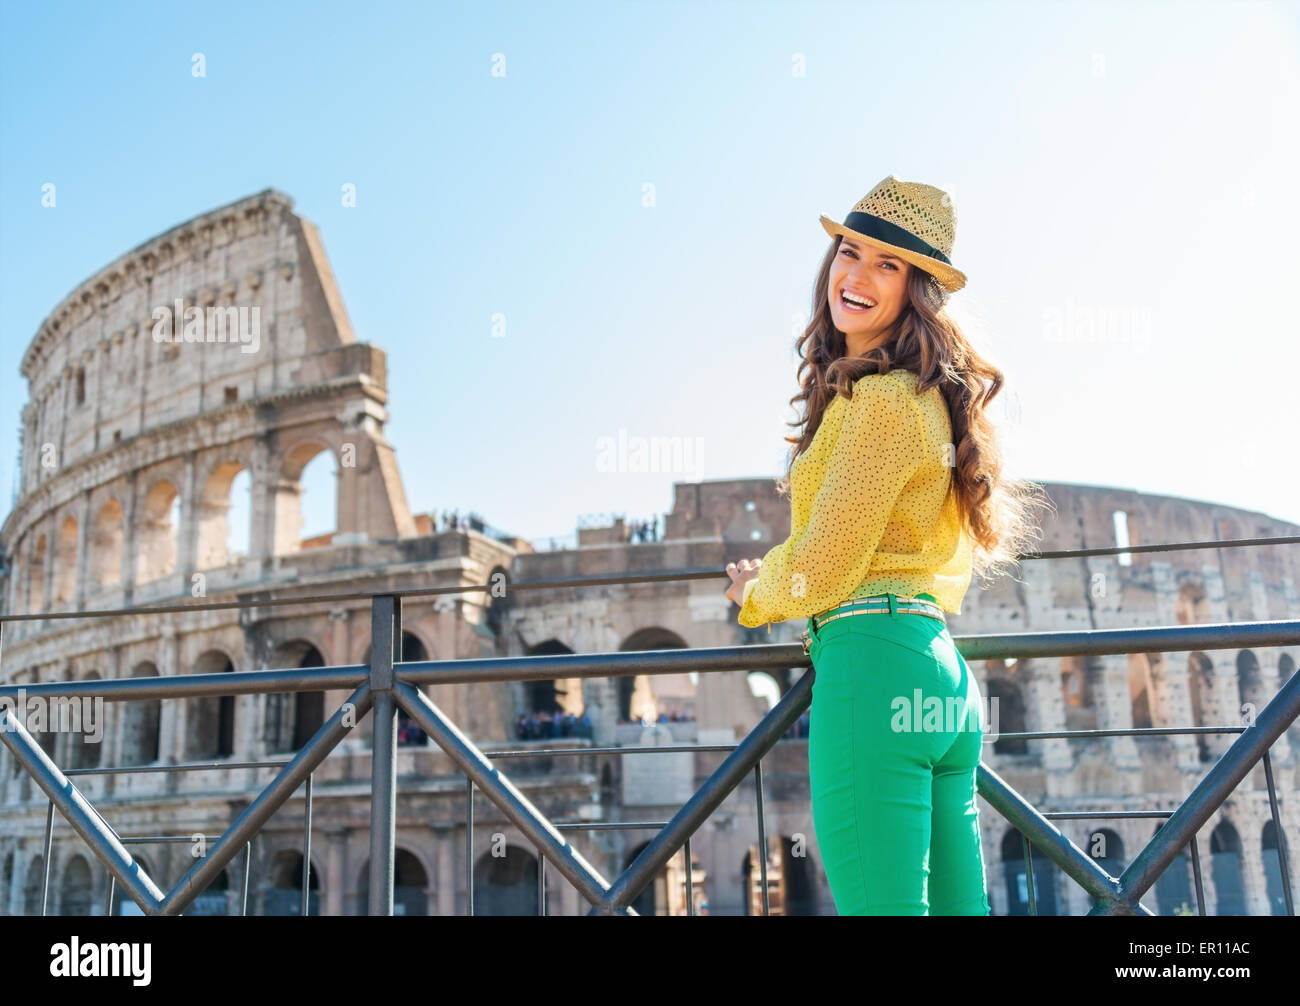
776, 235, 1054, 584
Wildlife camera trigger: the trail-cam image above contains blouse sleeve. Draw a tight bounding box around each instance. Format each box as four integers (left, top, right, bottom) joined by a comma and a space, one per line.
737, 376, 925, 628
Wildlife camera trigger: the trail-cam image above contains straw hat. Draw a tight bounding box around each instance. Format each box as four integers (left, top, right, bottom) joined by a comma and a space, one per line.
820, 175, 967, 293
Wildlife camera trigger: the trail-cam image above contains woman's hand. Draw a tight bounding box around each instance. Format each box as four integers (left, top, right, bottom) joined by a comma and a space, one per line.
725, 558, 763, 605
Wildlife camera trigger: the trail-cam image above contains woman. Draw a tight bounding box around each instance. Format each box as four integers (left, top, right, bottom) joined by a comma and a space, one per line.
724, 175, 1051, 916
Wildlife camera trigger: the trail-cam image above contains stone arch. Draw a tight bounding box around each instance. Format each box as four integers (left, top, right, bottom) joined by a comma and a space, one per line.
474, 845, 538, 916
746, 670, 782, 710
111, 854, 153, 916
53, 514, 78, 605
999, 829, 1060, 915
88, 498, 124, 592
273, 439, 339, 556
184, 650, 236, 760
521, 639, 582, 721
26, 533, 46, 614
617, 627, 693, 724
23, 856, 46, 915
59, 855, 93, 916
192, 865, 232, 916
749, 662, 806, 710
264, 639, 327, 753
1086, 831, 1128, 878
1058, 655, 1092, 723
984, 675, 1028, 755
1127, 652, 1155, 729
263, 850, 321, 916
396, 631, 430, 746
1150, 821, 1195, 915
1261, 819, 1290, 916
120, 661, 162, 766
1236, 650, 1266, 726
355, 848, 431, 916
66, 670, 103, 771
1085, 828, 1126, 909
1209, 820, 1246, 914
743, 835, 814, 915
195, 458, 253, 570
135, 479, 180, 584
1174, 578, 1211, 626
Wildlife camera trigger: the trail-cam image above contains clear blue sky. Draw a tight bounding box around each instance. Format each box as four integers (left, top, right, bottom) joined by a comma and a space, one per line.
3, 0, 1298, 551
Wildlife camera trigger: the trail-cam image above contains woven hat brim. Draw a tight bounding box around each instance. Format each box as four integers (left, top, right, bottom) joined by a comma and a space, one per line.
820, 215, 966, 293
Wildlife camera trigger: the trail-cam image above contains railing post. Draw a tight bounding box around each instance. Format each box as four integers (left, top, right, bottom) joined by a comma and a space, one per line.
1261, 750, 1295, 915
754, 762, 769, 916
1189, 835, 1207, 915
466, 775, 474, 916
241, 842, 251, 916
302, 773, 313, 916
41, 800, 54, 916
368, 594, 399, 916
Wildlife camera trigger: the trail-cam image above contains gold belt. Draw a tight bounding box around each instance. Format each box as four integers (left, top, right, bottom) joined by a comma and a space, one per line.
800, 594, 946, 656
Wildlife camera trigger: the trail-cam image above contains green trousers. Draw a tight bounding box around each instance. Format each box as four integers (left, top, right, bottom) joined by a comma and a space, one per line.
806, 593, 991, 915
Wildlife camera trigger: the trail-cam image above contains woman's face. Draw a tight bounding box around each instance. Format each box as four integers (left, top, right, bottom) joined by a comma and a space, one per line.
827, 237, 912, 354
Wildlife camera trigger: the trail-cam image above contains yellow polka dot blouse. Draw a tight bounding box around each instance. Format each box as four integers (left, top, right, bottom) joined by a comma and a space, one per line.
738, 368, 973, 629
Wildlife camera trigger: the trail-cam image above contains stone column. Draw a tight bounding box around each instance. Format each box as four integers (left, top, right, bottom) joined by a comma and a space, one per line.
336, 420, 362, 540
104, 646, 124, 798
41, 515, 56, 614
73, 490, 91, 612
4, 849, 23, 915
241, 613, 271, 760
559, 862, 579, 916
1148, 652, 1201, 771
1255, 656, 1293, 765
325, 607, 351, 729
176, 449, 199, 588
247, 438, 273, 567
324, 827, 346, 917
156, 627, 181, 766
436, 831, 457, 920
1239, 819, 1270, 916
1206, 652, 1238, 761
1093, 654, 1141, 771
0, 741, 10, 801
1023, 658, 1072, 773
121, 468, 139, 602
52, 661, 74, 770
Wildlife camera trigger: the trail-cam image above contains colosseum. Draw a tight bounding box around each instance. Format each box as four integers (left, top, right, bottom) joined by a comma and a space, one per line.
0, 188, 1296, 916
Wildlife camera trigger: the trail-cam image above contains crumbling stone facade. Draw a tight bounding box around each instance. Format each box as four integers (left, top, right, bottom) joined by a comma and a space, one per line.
1, 191, 1295, 915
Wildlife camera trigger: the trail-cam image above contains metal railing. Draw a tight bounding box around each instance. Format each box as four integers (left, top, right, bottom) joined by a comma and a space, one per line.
0, 535, 1297, 915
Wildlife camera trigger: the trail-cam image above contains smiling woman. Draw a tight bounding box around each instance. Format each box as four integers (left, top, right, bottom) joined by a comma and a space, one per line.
829, 239, 912, 359
726, 174, 1053, 916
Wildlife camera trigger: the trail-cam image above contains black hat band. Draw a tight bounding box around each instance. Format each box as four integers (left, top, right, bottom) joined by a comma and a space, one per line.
841, 211, 953, 266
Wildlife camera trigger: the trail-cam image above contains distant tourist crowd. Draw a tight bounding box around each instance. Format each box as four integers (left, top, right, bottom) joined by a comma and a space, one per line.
516, 710, 594, 740
623, 517, 660, 543
616, 711, 696, 726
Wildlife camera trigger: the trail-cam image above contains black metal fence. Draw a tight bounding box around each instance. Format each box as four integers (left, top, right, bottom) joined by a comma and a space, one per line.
1, 535, 1297, 915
